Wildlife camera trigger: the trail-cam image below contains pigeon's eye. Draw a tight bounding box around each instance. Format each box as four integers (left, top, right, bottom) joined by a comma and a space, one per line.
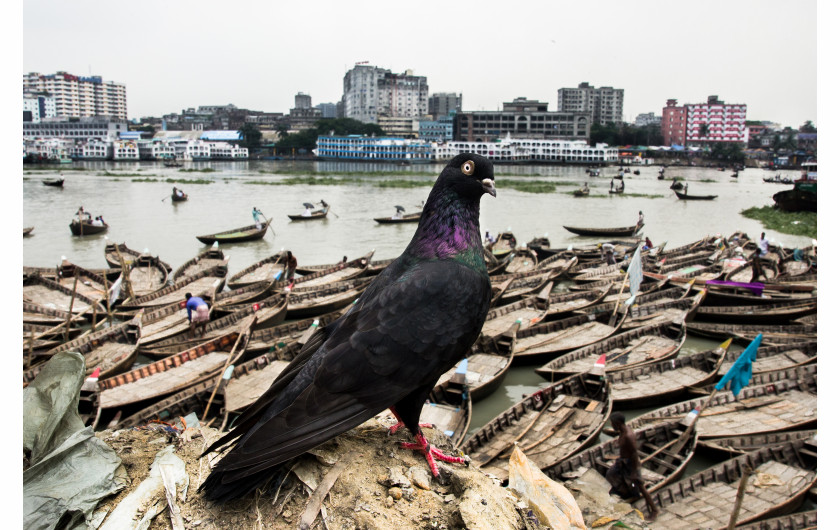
461, 161, 474, 176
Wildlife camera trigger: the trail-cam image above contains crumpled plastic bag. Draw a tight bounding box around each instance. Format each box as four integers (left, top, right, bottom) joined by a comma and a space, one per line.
507, 446, 586, 530
23, 352, 126, 530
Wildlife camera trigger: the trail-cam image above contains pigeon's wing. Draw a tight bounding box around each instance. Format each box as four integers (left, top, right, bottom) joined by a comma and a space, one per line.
202, 259, 490, 487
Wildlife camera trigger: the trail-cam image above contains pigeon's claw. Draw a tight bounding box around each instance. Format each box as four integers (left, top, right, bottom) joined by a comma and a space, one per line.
388, 421, 434, 435
400, 432, 466, 477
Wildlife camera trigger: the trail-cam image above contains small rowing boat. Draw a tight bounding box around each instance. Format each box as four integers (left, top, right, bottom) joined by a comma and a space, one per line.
196, 219, 272, 244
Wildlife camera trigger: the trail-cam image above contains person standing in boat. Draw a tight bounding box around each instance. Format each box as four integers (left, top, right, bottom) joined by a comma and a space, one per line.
637, 211, 644, 226
758, 232, 770, 257
605, 412, 659, 520
252, 207, 264, 230
185, 292, 210, 338
281, 251, 298, 290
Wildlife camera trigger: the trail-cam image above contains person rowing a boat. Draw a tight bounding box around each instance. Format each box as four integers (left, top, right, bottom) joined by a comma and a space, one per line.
173, 186, 185, 198
252, 207, 265, 230
606, 412, 659, 520
185, 292, 210, 338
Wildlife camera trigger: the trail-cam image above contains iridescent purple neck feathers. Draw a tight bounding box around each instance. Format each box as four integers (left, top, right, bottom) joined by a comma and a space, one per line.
408, 188, 483, 261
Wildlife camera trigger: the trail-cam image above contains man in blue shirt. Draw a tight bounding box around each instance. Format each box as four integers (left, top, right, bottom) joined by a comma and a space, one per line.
185, 292, 210, 338
252, 207, 264, 230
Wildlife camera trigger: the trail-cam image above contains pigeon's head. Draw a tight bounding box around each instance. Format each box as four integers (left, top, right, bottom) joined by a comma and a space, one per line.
439, 153, 496, 200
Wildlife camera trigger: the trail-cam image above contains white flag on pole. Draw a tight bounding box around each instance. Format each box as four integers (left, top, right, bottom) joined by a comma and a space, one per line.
109, 274, 123, 307
624, 246, 643, 307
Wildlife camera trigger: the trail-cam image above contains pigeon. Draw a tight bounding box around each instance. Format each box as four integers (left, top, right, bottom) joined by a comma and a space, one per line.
200, 153, 497, 502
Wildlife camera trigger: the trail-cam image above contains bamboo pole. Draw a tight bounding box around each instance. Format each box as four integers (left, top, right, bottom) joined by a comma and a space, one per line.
727, 463, 753, 529
64, 268, 80, 342
201, 315, 257, 422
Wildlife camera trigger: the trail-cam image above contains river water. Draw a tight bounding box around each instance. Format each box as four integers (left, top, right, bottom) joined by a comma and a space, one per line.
22, 159, 810, 447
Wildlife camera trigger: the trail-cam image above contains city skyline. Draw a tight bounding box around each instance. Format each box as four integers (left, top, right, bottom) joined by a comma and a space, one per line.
22, 0, 817, 129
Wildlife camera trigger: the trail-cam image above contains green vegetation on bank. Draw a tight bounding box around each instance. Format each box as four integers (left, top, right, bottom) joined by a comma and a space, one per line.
257, 169, 437, 178
98, 171, 149, 177
130, 178, 213, 184
245, 177, 433, 188
178, 168, 216, 173
740, 206, 817, 239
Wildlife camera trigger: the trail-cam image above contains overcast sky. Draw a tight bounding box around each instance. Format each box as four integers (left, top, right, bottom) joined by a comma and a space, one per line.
22, 0, 817, 127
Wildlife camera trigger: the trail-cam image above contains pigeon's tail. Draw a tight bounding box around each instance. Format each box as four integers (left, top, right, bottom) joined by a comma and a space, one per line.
199, 463, 283, 503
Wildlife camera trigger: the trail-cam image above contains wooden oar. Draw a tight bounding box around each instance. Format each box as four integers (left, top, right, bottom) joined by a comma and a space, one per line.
261, 214, 276, 235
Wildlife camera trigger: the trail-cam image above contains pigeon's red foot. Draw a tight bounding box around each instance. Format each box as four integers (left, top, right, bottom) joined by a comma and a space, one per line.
400, 432, 467, 476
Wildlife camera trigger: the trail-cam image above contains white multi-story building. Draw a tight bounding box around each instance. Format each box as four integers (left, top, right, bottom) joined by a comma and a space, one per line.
23, 94, 57, 123
437, 135, 618, 164
113, 140, 139, 160
23, 117, 128, 141
557, 82, 624, 126
208, 141, 248, 159
342, 64, 428, 124
69, 139, 113, 160
23, 71, 127, 120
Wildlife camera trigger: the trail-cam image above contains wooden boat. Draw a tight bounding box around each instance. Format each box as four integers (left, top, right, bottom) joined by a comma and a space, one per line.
23, 301, 86, 327
419, 368, 472, 447
222, 342, 303, 417
114, 375, 221, 429
624, 371, 816, 438
440, 325, 517, 402
717, 341, 816, 376
638, 439, 816, 528
544, 285, 610, 320
24, 314, 142, 386
69, 218, 108, 236
42, 178, 64, 187
22, 323, 70, 353
733, 510, 817, 530
104, 242, 172, 272
485, 249, 514, 276
485, 232, 518, 259
695, 299, 817, 325
374, 211, 421, 224
604, 339, 730, 409
643, 271, 816, 305
125, 254, 170, 297
96, 327, 252, 410
504, 248, 540, 274
117, 262, 228, 309
563, 224, 642, 237
244, 308, 346, 355
674, 189, 717, 200
227, 251, 290, 289
534, 252, 577, 274
213, 281, 275, 309
295, 251, 374, 287
135, 300, 191, 346
697, 430, 817, 459
138, 292, 288, 356
171, 247, 227, 283
288, 201, 330, 220
461, 370, 611, 482
286, 276, 373, 319
544, 420, 698, 496
51, 260, 112, 302
493, 270, 557, 306
535, 322, 686, 381
23, 274, 105, 317
571, 262, 625, 283
23, 226, 34, 237
686, 322, 816, 345
581, 289, 703, 331
171, 191, 188, 202
570, 239, 640, 263
572, 187, 590, 197
196, 219, 272, 244
479, 290, 550, 340
512, 310, 628, 365
363, 258, 394, 277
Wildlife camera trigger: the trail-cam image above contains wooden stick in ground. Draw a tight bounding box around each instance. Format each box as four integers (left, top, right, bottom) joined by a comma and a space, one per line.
299, 452, 358, 530
201, 315, 257, 422
113, 245, 135, 301
610, 276, 629, 325
727, 463, 753, 529
64, 268, 80, 342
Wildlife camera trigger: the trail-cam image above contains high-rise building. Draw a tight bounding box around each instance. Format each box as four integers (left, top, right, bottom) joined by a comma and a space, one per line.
661, 96, 747, 146
23, 94, 57, 123
557, 82, 624, 125
23, 71, 127, 120
342, 63, 428, 124
661, 99, 687, 146
316, 103, 337, 119
428, 93, 461, 120
294, 92, 312, 109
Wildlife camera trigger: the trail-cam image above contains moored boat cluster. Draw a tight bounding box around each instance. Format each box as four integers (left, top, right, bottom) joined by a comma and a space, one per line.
23, 229, 816, 526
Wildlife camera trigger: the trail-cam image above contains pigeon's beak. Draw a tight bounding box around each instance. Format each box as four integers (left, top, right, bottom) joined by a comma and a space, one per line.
482, 178, 496, 197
